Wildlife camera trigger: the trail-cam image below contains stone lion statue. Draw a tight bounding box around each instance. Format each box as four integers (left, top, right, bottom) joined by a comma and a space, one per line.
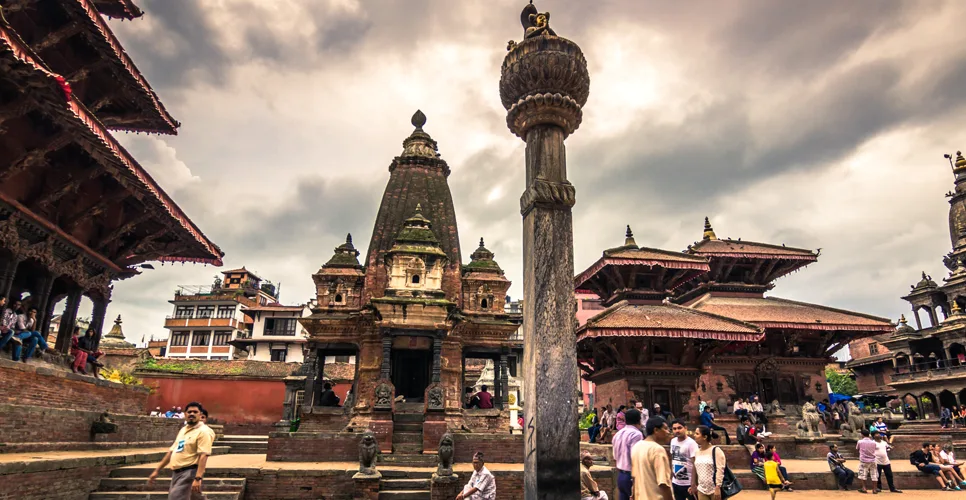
359, 431, 379, 475
437, 433, 455, 476
796, 401, 822, 436
846, 401, 865, 432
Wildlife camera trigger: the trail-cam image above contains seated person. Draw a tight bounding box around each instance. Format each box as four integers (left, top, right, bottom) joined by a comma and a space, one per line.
652, 404, 672, 421
318, 382, 341, 407
699, 406, 731, 444
464, 387, 480, 409
736, 416, 758, 446
13, 307, 51, 362
476, 385, 494, 409
931, 443, 965, 488
870, 416, 893, 444
827, 443, 855, 490
70, 326, 89, 374
751, 443, 767, 484
911, 442, 956, 491
77, 328, 104, 377
0, 297, 22, 352
750, 396, 768, 426
733, 398, 748, 418
939, 443, 966, 487
766, 444, 793, 490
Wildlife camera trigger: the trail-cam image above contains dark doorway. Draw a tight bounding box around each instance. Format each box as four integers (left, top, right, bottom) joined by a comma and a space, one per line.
761, 378, 777, 403
391, 349, 432, 401
652, 388, 672, 415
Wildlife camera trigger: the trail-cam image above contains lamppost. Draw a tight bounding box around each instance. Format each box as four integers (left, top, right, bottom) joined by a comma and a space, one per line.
500, 3, 590, 498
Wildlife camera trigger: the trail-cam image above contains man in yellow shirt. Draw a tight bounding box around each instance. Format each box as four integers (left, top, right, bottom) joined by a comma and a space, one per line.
630, 416, 673, 500
148, 402, 213, 499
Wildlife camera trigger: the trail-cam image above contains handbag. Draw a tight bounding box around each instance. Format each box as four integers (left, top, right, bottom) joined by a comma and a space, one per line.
712, 446, 743, 499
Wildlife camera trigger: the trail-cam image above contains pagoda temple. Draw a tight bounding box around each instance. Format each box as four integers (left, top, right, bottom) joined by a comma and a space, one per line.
0, 1, 222, 354
579, 220, 894, 417
287, 111, 521, 456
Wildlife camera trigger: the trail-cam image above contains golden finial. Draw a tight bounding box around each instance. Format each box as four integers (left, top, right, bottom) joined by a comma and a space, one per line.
952, 301, 962, 314
702, 217, 717, 241
899, 314, 907, 324
957, 151, 966, 169
624, 225, 637, 247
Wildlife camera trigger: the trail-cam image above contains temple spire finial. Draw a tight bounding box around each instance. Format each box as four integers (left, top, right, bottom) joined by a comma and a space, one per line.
623, 225, 637, 248
702, 217, 717, 241
412, 109, 426, 130
415, 203, 422, 213
346, 233, 352, 245
899, 314, 907, 324
479, 237, 485, 248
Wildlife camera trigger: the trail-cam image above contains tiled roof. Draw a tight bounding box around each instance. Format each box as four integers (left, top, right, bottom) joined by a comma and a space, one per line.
845, 352, 893, 368
575, 248, 710, 289
689, 294, 893, 332
0, 24, 222, 265
245, 304, 306, 312
136, 359, 299, 378
577, 301, 763, 342
689, 239, 817, 260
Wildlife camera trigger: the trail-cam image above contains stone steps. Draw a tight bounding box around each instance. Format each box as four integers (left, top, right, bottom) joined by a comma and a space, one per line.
378, 454, 437, 467
221, 440, 268, 454
90, 492, 241, 500
381, 470, 434, 479
381, 478, 431, 490
394, 423, 423, 432
393, 432, 423, 443
377, 490, 431, 500
96, 478, 246, 492
392, 443, 424, 454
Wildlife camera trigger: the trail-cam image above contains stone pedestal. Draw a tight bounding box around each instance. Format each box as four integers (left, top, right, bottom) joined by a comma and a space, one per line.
431, 473, 461, 500
353, 471, 381, 500
500, 5, 590, 498
369, 412, 394, 454
299, 406, 349, 432
423, 413, 448, 453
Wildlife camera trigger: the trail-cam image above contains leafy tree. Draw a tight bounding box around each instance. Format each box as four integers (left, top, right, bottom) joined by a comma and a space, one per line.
825, 368, 857, 396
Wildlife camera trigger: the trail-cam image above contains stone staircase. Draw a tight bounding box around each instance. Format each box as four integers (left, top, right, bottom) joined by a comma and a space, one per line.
392, 407, 424, 455
378, 469, 432, 500
88, 465, 246, 499
220, 434, 268, 454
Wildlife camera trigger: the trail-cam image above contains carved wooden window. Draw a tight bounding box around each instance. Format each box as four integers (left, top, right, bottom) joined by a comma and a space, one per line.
271, 348, 288, 362
412, 275, 421, 284
869, 342, 879, 355
874, 367, 885, 386
171, 332, 189, 346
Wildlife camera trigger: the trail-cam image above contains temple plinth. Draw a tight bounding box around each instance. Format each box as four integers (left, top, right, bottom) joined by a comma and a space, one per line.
500, 3, 590, 498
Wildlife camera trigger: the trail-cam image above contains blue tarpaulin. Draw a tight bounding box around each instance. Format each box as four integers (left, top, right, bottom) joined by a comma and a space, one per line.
829, 393, 853, 405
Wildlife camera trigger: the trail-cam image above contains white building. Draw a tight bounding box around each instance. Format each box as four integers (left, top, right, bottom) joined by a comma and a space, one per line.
234, 303, 312, 363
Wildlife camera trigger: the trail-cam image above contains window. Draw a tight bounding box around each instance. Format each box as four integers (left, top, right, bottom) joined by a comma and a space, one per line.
196, 306, 215, 318
334, 293, 344, 303
335, 355, 350, 363
294, 390, 304, 416
869, 342, 879, 355
265, 318, 297, 336
191, 331, 211, 346
175, 306, 194, 318
213, 331, 232, 346
481, 299, 489, 309
229, 278, 240, 284
411, 274, 420, 284
171, 332, 189, 346
271, 349, 287, 362
874, 368, 885, 386
216, 305, 235, 318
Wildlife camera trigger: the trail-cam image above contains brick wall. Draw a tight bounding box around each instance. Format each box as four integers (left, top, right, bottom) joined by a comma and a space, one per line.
0, 403, 182, 451
441, 468, 614, 500
242, 468, 356, 500
267, 431, 360, 461
453, 434, 523, 463
0, 359, 148, 414
0, 450, 165, 500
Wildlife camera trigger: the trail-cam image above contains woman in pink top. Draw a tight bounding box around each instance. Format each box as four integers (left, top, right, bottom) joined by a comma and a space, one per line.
615, 406, 626, 431
765, 444, 793, 490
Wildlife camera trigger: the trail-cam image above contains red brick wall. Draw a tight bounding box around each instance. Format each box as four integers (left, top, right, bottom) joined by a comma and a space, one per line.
0, 359, 148, 414
0, 450, 165, 500
142, 375, 284, 426
453, 434, 524, 463
267, 431, 359, 461
242, 468, 356, 500
594, 379, 630, 408
0, 403, 182, 450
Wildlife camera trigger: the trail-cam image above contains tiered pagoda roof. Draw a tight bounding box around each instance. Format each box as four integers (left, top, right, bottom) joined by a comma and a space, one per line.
0, 18, 222, 271
688, 295, 894, 332
3, 0, 178, 134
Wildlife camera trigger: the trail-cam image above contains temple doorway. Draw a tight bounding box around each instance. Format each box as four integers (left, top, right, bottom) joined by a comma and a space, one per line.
761, 378, 777, 403
391, 349, 432, 402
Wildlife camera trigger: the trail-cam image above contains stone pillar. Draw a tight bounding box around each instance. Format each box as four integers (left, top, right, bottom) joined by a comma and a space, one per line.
280, 375, 307, 425
55, 287, 82, 352
913, 309, 922, 330
89, 295, 109, 352
0, 257, 19, 300
928, 307, 939, 327
302, 350, 319, 407
499, 354, 509, 410
432, 336, 442, 383
380, 335, 392, 380
500, 8, 590, 498
33, 272, 55, 334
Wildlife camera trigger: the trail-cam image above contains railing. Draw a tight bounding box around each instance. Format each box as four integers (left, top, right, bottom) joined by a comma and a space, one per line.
891, 359, 966, 382
236, 331, 253, 339
264, 329, 297, 336
163, 317, 240, 329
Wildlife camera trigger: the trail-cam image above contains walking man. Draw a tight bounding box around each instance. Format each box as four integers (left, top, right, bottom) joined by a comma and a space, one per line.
873, 431, 901, 493
148, 402, 213, 499
669, 419, 697, 500
630, 416, 673, 500
613, 408, 644, 500
856, 429, 879, 493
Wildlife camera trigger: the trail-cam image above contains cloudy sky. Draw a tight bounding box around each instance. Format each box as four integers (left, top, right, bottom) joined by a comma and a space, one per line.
75, 0, 966, 352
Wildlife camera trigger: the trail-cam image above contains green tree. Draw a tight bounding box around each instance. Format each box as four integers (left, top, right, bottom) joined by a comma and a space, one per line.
825, 368, 858, 396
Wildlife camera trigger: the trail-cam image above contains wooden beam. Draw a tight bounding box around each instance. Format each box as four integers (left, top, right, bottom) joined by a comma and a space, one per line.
65, 60, 109, 85
763, 260, 796, 284
30, 168, 102, 210
720, 257, 738, 282
63, 190, 129, 231
88, 95, 113, 113
759, 259, 780, 284
2, 0, 32, 14
0, 133, 71, 182
32, 21, 83, 52
96, 211, 153, 249
0, 98, 32, 126
114, 226, 168, 262
747, 259, 764, 284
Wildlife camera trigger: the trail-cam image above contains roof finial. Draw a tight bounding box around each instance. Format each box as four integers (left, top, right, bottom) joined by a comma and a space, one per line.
479, 237, 485, 248
702, 217, 717, 241
346, 233, 353, 245
415, 203, 422, 213
412, 110, 427, 130
922, 271, 928, 279
899, 314, 907, 324
623, 225, 637, 247
115, 314, 122, 325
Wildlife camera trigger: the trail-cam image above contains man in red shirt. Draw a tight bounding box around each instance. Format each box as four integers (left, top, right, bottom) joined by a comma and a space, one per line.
477, 385, 493, 409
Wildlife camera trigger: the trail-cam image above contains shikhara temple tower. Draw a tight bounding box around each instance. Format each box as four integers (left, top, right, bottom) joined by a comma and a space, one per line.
295, 112, 520, 454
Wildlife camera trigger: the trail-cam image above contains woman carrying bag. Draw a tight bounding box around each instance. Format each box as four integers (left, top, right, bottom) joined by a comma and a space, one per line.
691, 425, 742, 500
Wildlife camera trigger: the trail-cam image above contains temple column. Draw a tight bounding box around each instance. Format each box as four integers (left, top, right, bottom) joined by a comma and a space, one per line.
431, 336, 442, 384
499, 353, 509, 410
492, 356, 502, 408
55, 287, 82, 353
501, 12, 589, 497
33, 271, 55, 335
913, 309, 922, 330
0, 257, 20, 300
89, 295, 109, 351
380, 335, 392, 380
302, 349, 319, 407
928, 307, 939, 327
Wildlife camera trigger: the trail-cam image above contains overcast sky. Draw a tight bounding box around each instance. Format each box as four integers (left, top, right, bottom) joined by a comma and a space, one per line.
73, 0, 966, 352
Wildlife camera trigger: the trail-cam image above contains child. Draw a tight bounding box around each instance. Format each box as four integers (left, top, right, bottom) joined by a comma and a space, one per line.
764, 451, 786, 500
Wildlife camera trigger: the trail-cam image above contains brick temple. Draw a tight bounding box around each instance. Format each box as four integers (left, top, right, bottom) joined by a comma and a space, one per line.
578, 220, 895, 417
849, 151, 966, 414
270, 111, 523, 460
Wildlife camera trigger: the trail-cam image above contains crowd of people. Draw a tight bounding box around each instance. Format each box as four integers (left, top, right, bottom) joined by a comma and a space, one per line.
151, 406, 187, 419
939, 406, 966, 428
0, 296, 53, 364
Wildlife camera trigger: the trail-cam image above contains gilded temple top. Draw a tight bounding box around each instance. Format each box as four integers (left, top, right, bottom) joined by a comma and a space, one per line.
522, 2, 556, 39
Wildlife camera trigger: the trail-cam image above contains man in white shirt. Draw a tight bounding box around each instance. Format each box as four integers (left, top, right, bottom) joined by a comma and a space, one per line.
873, 431, 901, 493
669, 420, 697, 500
456, 452, 495, 500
